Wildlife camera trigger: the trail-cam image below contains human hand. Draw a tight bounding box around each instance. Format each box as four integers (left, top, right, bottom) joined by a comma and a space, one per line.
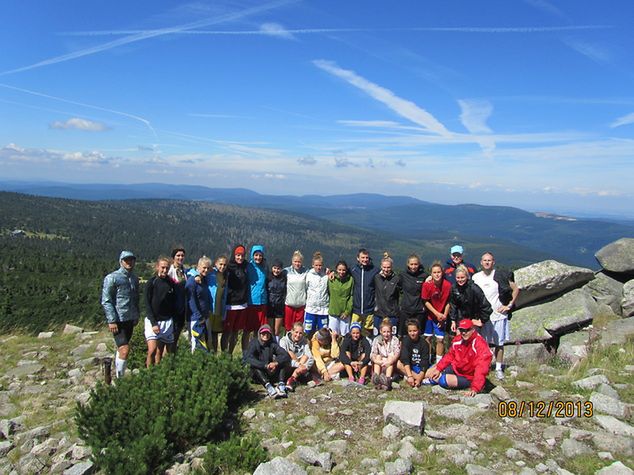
108, 323, 119, 334
152, 325, 160, 334
465, 389, 477, 397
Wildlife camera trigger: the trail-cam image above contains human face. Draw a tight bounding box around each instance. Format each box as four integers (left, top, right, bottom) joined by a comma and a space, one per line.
234, 253, 244, 264
121, 257, 136, 271
198, 264, 211, 277
173, 251, 185, 267
407, 258, 419, 273
357, 252, 370, 266
292, 257, 303, 271
481, 254, 494, 272
381, 325, 392, 341
459, 326, 475, 341
253, 251, 264, 264
156, 260, 169, 278
407, 325, 420, 340
259, 331, 271, 342
313, 260, 323, 273
451, 253, 463, 265
272, 265, 282, 277
215, 258, 227, 273
291, 326, 304, 342
431, 266, 443, 284
336, 264, 347, 279
350, 327, 361, 341
381, 261, 392, 276
455, 271, 468, 286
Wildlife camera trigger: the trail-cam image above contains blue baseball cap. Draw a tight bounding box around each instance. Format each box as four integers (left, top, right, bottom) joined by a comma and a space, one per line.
450, 245, 464, 255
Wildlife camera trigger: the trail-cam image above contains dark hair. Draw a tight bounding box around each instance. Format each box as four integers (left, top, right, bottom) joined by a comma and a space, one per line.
406, 319, 420, 329
357, 248, 369, 256
335, 260, 349, 272
316, 328, 332, 346
171, 247, 186, 258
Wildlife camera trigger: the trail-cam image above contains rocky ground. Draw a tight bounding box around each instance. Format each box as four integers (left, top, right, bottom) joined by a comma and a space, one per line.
0, 324, 632, 475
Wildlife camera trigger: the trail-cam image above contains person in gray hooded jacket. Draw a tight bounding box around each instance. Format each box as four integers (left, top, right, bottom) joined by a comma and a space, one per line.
102, 250, 140, 378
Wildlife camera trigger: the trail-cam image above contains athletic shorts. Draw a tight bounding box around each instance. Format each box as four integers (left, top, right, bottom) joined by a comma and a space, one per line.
112, 320, 135, 347
209, 313, 223, 333
267, 302, 285, 319
224, 308, 248, 332
441, 366, 471, 389
304, 312, 328, 334
482, 318, 510, 346
424, 319, 445, 339
144, 317, 174, 343
284, 305, 305, 331
328, 316, 350, 336
412, 364, 422, 374
249, 305, 268, 330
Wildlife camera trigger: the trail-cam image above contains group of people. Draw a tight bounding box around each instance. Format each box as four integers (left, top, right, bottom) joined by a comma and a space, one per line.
101, 244, 519, 398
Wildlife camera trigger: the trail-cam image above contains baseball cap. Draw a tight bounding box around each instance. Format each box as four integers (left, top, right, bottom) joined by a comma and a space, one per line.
119, 250, 136, 260
259, 324, 272, 334
450, 245, 464, 255
458, 319, 474, 331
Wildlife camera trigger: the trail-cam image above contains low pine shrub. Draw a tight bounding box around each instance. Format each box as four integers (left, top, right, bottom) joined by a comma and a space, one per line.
76, 352, 251, 475
202, 433, 269, 475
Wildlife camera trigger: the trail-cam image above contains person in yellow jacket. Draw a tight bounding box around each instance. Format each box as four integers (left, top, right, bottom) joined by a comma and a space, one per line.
310, 328, 344, 382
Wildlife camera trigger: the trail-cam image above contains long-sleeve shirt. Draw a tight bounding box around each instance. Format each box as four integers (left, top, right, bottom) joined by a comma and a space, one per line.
339, 334, 371, 367
145, 275, 178, 326
310, 332, 341, 375
101, 267, 140, 324
370, 335, 401, 365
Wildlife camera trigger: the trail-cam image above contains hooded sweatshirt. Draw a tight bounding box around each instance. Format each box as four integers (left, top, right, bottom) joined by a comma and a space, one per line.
247, 245, 268, 305
328, 274, 353, 317
227, 244, 249, 307
279, 331, 315, 369
398, 265, 428, 316
244, 333, 291, 370
351, 261, 380, 316
305, 268, 329, 315
101, 258, 140, 323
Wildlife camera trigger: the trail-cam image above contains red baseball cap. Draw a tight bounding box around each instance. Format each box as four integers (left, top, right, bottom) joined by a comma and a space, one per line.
458, 319, 474, 330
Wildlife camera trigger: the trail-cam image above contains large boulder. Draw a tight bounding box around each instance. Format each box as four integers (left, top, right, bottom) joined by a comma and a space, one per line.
383, 401, 425, 435
254, 457, 307, 475
583, 272, 624, 316
622, 280, 634, 318
514, 260, 594, 308
597, 317, 634, 348
511, 289, 600, 343
595, 238, 634, 274
557, 330, 591, 365
503, 343, 551, 365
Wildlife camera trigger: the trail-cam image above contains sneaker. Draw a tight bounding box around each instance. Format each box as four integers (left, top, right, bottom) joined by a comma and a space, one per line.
265, 384, 278, 398
286, 377, 297, 392
348, 376, 355, 382
332, 372, 340, 381
276, 384, 288, 398
378, 374, 388, 389
421, 378, 437, 386
358, 377, 366, 385
385, 376, 393, 391
371, 374, 380, 387
495, 369, 505, 380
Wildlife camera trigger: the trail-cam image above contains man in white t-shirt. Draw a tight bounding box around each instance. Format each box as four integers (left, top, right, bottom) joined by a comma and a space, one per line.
472, 252, 519, 380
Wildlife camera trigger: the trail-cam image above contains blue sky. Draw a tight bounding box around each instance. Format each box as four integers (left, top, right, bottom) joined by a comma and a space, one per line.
1, 1, 633, 218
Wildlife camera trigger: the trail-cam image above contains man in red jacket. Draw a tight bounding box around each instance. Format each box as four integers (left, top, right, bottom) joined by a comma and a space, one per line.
423, 319, 492, 396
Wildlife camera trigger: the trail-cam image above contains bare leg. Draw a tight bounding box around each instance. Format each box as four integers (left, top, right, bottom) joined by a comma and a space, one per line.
146, 340, 157, 368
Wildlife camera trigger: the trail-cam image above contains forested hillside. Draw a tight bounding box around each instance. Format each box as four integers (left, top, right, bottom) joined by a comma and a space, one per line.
0, 192, 551, 333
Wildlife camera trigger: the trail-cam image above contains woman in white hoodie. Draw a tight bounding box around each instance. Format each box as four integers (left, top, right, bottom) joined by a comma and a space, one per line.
304, 252, 330, 338
284, 250, 308, 332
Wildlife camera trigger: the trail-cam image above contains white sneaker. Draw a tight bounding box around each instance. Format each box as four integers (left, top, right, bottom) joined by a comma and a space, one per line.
495, 369, 505, 380
275, 384, 288, 398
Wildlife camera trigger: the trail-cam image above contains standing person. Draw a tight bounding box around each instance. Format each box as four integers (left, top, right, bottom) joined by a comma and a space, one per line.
247, 245, 268, 344
397, 254, 428, 337
185, 256, 212, 353
167, 247, 188, 352
444, 245, 477, 285
304, 252, 329, 338
397, 319, 431, 388
145, 257, 178, 367
267, 259, 287, 340
350, 248, 380, 337
245, 324, 292, 399
279, 322, 314, 390
370, 318, 401, 390
340, 323, 371, 384
207, 255, 228, 354
102, 250, 140, 378
472, 252, 519, 380
423, 319, 492, 397
284, 250, 308, 333
223, 244, 250, 354
421, 261, 452, 365
373, 254, 400, 337
448, 265, 492, 333
327, 260, 353, 337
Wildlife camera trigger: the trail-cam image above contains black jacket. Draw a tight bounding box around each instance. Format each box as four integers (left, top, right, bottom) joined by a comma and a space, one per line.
145, 276, 178, 326
351, 262, 380, 315
227, 244, 249, 306
449, 280, 492, 324
339, 333, 371, 366
374, 272, 400, 318
267, 272, 287, 308
244, 337, 291, 370
398, 266, 428, 316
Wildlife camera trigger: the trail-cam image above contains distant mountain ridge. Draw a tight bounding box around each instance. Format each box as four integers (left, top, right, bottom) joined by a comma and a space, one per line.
1, 181, 632, 268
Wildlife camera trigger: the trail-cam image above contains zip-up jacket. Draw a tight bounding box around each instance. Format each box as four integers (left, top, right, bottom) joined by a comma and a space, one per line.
267, 272, 287, 309
227, 244, 249, 306
374, 272, 400, 318
102, 266, 140, 324
327, 275, 353, 317
448, 280, 492, 325
185, 274, 211, 322
285, 266, 308, 307
247, 245, 268, 305
398, 266, 428, 316
351, 262, 379, 315
436, 332, 492, 393
305, 269, 329, 315
444, 259, 477, 285
279, 331, 314, 369
310, 331, 340, 375
145, 275, 178, 326
339, 333, 371, 366
244, 336, 291, 370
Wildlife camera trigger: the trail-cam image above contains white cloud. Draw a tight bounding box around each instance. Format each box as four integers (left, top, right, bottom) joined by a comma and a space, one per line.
259, 22, 295, 39
563, 38, 611, 63
0, 143, 115, 165
50, 117, 110, 131
458, 99, 492, 134
610, 112, 634, 128
389, 178, 420, 185
313, 59, 451, 137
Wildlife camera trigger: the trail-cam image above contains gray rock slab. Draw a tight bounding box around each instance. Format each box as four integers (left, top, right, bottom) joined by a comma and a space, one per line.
383, 400, 425, 435
583, 272, 625, 315
595, 238, 634, 274
557, 330, 590, 365
561, 438, 592, 458
504, 343, 551, 365
254, 457, 307, 475
622, 280, 634, 318
62, 324, 84, 335
398, 440, 420, 462
590, 393, 630, 419
594, 415, 634, 437
597, 317, 634, 347
384, 458, 412, 475
490, 385, 511, 402
515, 260, 595, 308
592, 432, 634, 457
6, 363, 44, 379
595, 461, 634, 475
432, 403, 484, 420
466, 465, 492, 475
512, 289, 599, 342
0, 440, 13, 456
37, 331, 54, 339
597, 384, 620, 400
382, 423, 401, 440
323, 440, 347, 459
300, 415, 319, 428
293, 446, 332, 472
573, 374, 609, 390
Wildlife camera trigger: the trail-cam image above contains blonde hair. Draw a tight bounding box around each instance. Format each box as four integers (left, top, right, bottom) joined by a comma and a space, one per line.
197, 256, 212, 269
380, 318, 392, 331
312, 251, 323, 264
292, 250, 304, 262
407, 253, 420, 265
455, 264, 470, 279
430, 260, 443, 271
381, 252, 393, 266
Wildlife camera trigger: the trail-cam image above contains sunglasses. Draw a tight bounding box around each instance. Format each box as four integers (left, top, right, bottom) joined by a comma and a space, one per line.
458, 327, 472, 333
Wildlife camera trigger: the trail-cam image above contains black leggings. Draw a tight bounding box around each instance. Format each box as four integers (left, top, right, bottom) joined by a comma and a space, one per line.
251, 365, 292, 386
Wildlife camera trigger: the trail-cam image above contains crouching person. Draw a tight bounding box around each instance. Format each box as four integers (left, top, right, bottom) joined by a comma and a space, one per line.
245, 324, 292, 399
279, 322, 314, 391
423, 319, 492, 396
340, 322, 371, 384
